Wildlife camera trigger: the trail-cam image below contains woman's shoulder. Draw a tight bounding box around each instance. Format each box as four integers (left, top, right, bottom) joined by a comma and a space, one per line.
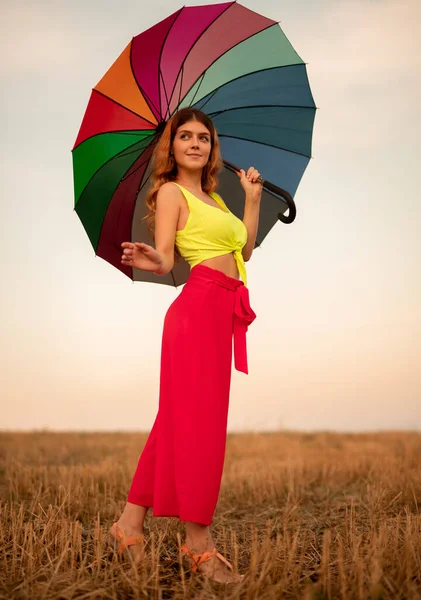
156, 181, 184, 206
157, 181, 181, 195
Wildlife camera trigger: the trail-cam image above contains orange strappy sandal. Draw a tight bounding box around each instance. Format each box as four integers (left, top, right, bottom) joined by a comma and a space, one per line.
180, 544, 245, 584
106, 522, 146, 560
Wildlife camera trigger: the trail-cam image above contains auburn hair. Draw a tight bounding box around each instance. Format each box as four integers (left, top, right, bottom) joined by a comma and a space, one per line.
142, 108, 223, 263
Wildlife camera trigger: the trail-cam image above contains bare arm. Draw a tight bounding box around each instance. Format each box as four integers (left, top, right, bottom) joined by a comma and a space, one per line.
152, 182, 181, 275
120, 182, 181, 274
237, 167, 262, 262
242, 191, 262, 262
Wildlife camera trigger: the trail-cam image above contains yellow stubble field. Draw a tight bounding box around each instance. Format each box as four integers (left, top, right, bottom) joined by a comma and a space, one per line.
1, 430, 420, 599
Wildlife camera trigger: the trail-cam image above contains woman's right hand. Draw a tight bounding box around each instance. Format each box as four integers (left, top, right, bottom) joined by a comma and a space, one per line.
121, 241, 163, 273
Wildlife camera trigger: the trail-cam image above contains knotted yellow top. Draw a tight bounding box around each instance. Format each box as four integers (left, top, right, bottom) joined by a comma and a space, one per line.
173, 183, 248, 285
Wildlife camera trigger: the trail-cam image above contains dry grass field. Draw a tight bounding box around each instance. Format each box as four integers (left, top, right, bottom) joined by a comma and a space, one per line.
1, 430, 420, 599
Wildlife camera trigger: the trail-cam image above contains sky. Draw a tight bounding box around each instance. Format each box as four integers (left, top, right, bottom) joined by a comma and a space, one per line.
1, 0, 420, 432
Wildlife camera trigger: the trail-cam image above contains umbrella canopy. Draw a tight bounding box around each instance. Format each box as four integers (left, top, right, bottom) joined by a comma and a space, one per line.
72, 1, 316, 286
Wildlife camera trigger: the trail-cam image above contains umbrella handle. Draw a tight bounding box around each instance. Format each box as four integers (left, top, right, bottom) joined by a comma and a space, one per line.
222, 160, 296, 224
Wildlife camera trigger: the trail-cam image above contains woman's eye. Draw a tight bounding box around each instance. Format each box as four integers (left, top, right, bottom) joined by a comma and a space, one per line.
179, 133, 209, 141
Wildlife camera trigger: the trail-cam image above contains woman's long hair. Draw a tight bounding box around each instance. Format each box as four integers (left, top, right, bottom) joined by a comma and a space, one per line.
142, 108, 223, 263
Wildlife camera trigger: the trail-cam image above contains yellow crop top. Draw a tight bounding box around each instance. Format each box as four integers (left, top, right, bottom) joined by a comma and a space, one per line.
173, 183, 248, 286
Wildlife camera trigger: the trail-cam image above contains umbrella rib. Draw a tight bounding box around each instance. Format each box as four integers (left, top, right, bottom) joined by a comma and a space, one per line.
116, 135, 157, 159
188, 72, 207, 108
170, 269, 177, 287
175, 22, 281, 111
194, 87, 219, 113
85, 145, 153, 257
160, 68, 171, 121
194, 63, 314, 113
175, 63, 185, 119
92, 89, 158, 129
165, 1, 235, 115
208, 104, 316, 118
218, 133, 312, 159
120, 143, 158, 182
158, 6, 184, 122
129, 38, 163, 123
75, 134, 155, 210
136, 164, 155, 196
136, 167, 156, 241
99, 148, 155, 258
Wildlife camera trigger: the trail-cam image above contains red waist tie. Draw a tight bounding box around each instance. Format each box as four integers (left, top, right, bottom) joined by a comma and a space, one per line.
188, 265, 257, 374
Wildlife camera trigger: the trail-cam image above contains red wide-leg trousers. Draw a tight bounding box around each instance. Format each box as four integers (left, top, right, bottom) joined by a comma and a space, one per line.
127, 264, 256, 526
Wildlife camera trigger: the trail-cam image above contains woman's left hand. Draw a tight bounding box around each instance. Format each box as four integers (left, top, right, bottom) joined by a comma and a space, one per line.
237, 166, 263, 201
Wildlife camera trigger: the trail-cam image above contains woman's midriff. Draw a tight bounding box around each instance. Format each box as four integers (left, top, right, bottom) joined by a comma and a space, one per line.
197, 252, 240, 280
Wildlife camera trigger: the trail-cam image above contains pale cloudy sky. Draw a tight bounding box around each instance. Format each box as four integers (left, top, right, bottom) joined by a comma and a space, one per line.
1, 0, 420, 432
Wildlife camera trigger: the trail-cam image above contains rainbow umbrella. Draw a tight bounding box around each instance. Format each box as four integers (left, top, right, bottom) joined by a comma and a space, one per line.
72, 1, 316, 286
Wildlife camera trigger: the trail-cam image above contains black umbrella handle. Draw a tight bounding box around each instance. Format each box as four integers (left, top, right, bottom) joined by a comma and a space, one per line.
223, 160, 296, 224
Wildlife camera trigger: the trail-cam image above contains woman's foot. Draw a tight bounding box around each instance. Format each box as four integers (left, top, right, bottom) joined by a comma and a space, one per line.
107, 503, 149, 564
107, 520, 145, 564
181, 539, 244, 584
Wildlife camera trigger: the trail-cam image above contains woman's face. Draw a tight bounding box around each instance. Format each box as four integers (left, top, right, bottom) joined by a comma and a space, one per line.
172, 119, 212, 172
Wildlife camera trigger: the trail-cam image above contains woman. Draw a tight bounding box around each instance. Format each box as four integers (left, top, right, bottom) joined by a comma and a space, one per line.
107, 108, 262, 584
